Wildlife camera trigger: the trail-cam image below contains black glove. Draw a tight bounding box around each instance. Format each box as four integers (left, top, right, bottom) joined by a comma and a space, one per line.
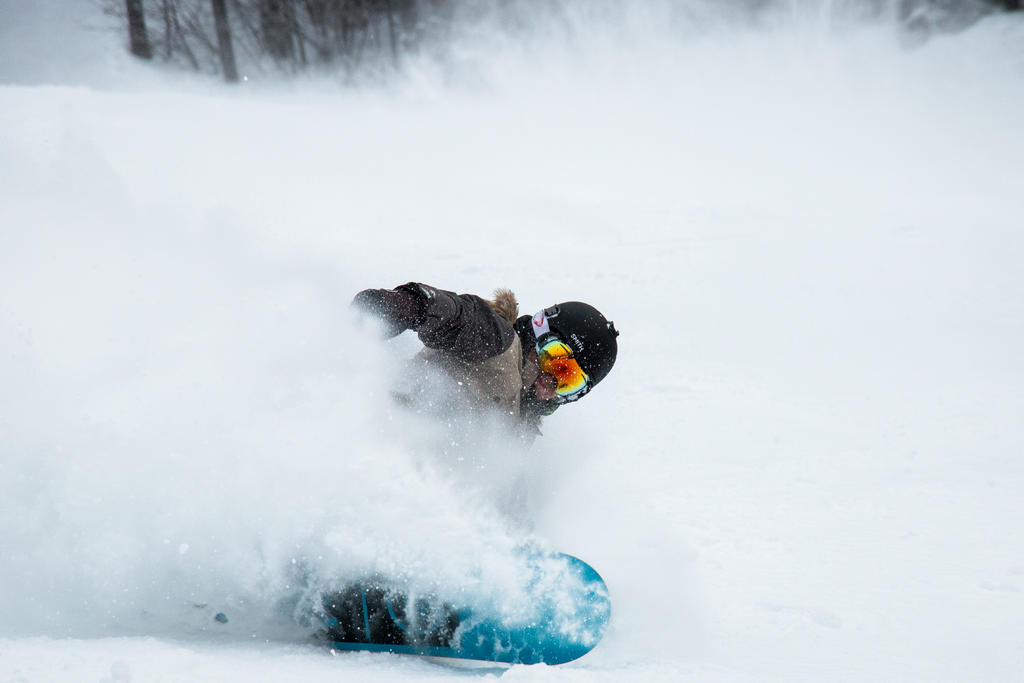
351, 286, 425, 338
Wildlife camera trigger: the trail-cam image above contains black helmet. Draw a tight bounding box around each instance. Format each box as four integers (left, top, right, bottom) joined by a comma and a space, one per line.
531, 302, 619, 388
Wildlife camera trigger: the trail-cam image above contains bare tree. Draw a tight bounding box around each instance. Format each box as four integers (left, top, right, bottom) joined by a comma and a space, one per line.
126, 0, 154, 59
260, 0, 295, 61
211, 0, 240, 82
111, 0, 434, 78
383, 0, 399, 68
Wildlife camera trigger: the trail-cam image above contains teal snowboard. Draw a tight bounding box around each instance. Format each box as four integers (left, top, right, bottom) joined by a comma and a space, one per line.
320, 551, 610, 665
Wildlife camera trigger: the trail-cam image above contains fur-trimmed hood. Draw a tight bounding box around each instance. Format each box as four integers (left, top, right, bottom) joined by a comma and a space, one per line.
487, 288, 519, 324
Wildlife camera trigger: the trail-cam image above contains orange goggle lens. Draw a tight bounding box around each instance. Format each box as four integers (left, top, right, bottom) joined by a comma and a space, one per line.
537, 338, 590, 398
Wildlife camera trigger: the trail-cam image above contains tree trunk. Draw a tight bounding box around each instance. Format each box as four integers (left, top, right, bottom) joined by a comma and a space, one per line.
161, 0, 172, 59
125, 0, 153, 59
384, 0, 398, 69
260, 0, 295, 61
211, 0, 240, 82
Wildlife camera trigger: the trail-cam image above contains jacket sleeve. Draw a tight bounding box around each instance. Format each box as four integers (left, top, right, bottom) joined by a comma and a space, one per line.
398, 283, 515, 363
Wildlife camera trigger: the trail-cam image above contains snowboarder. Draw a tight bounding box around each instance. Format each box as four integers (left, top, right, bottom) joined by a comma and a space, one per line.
352, 283, 618, 440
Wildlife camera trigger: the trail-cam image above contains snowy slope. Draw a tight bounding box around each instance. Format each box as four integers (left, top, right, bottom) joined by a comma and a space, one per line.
2, 1, 1024, 681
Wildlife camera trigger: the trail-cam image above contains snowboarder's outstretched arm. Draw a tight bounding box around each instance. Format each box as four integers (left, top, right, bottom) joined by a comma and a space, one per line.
352, 283, 514, 363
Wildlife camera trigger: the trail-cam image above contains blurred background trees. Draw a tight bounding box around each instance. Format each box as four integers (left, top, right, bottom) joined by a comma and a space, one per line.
110, 0, 434, 81
110, 0, 1021, 83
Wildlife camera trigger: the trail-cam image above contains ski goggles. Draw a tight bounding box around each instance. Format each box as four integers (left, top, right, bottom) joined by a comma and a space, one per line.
536, 337, 591, 401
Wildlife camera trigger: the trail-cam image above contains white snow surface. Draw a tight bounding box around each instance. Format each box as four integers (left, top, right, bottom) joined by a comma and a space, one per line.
2, 1, 1024, 681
